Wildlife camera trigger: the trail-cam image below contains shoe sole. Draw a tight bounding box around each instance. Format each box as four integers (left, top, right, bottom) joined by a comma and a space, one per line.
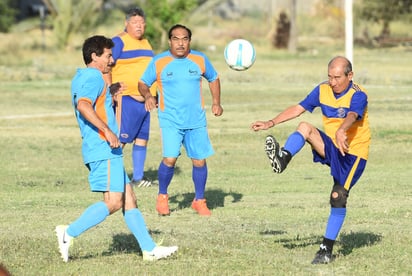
265, 135, 282, 173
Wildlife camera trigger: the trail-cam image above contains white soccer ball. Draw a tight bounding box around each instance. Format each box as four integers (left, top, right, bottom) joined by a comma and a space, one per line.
224, 39, 256, 71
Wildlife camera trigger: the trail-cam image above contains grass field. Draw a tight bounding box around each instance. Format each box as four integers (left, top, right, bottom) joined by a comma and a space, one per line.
0, 18, 412, 275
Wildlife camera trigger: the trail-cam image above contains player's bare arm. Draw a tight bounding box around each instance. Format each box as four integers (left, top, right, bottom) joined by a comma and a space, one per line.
251, 104, 305, 131
209, 78, 223, 116
138, 81, 157, 111
77, 100, 120, 148
335, 111, 358, 156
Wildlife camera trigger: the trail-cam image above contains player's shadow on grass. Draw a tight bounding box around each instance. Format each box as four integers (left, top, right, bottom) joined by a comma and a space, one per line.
272, 231, 382, 256
168, 188, 243, 211
104, 230, 163, 255
337, 231, 382, 256
127, 166, 182, 182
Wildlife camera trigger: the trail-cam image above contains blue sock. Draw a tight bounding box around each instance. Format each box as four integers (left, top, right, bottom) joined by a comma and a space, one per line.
193, 165, 207, 200
124, 208, 156, 252
132, 144, 146, 181
158, 161, 174, 195
67, 201, 109, 237
324, 207, 347, 240
284, 131, 306, 156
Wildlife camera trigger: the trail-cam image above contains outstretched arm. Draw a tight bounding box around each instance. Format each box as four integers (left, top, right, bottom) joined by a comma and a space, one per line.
251, 104, 306, 131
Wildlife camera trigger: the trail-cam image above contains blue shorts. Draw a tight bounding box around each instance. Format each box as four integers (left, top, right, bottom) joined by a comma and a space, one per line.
313, 130, 367, 191
86, 157, 131, 192
160, 126, 214, 159
117, 95, 150, 143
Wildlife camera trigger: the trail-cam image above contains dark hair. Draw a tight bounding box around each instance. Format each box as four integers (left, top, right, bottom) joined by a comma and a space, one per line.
82, 35, 114, 65
168, 24, 192, 40
328, 56, 352, 76
126, 7, 145, 20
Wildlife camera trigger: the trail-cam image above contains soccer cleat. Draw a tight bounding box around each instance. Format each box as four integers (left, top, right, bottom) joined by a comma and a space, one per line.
132, 178, 153, 188
311, 244, 332, 264
156, 194, 170, 216
55, 225, 73, 262
191, 199, 211, 216
265, 135, 291, 173
142, 245, 178, 261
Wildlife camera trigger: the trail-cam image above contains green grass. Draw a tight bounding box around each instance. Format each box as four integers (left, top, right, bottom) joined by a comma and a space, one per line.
1, 18, 412, 276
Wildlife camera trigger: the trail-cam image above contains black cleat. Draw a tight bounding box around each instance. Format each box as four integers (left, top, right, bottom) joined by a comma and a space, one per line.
265, 135, 291, 173
311, 244, 332, 264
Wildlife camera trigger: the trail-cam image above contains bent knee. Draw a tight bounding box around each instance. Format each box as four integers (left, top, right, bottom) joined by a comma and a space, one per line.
330, 185, 348, 208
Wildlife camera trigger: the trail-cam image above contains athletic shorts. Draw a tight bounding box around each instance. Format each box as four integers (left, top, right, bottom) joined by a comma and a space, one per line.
86, 157, 131, 192
313, 129, 367, 191
117, 95, 150, 143
160, 126, 214, 159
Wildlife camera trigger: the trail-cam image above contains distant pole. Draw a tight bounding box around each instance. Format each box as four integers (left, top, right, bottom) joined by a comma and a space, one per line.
345, 0, 353, 65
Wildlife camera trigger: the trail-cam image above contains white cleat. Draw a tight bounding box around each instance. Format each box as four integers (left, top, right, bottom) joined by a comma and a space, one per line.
55, 225, 73, 262
142, 245, 178, 261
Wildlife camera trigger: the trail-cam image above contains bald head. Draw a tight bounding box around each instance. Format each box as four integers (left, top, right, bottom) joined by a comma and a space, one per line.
328, 56, 352, 76
327, 56, 353, 93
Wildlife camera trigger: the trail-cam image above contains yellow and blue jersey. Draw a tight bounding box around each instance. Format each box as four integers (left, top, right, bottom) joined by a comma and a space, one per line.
71, 68, 122, 164
300, 81, 370, 160
111, 32, 156, 96
140, 50, 219, 129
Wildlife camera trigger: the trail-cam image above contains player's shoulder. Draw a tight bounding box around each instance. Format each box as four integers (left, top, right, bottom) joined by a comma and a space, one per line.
188, 49, 207, 58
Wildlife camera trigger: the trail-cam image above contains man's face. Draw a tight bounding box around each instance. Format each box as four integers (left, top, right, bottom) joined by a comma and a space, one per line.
168, 27, 190, 58
125, 15, 145, 40
328, 62, 353, 94
93, 48, 114, 74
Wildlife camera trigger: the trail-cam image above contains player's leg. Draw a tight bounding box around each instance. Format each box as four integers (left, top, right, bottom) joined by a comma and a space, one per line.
122, 182, 177, 260
185, 127, 214, 216
131, 102, 152, 187
265, 121, 318, 173
156, 127, 182, 215
56, 159, 124, 262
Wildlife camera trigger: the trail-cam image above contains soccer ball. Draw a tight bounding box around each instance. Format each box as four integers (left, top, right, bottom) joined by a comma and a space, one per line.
224, 39, 256, 71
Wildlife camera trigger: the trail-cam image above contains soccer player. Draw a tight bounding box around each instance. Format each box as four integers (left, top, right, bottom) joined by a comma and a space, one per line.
55, 35, 177, 262
251, 56, 370, 264
107, 7, 156, 187
138, 24, 223, 216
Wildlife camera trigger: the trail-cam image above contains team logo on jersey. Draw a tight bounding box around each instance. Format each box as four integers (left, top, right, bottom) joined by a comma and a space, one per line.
337, 107, 346, 118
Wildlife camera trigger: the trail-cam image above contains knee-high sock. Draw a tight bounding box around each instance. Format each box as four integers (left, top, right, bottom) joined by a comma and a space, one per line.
284, 131, 306, 156
66, 201, 109, 237
158, 161, 174, 195
324, 207, 347, 240
132, 144, 147, 181
124, 208, 156, 252
193, 165, 207, 200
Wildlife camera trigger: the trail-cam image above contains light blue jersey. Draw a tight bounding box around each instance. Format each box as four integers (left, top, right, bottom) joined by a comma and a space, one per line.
71, 67, 122, 164
140, 50, 219, 129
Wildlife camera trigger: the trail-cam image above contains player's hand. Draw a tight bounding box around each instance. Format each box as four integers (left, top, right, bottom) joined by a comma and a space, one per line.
212, 104, 223, 116
144, 95, 157, 112
335, 128, 348, 156
104, 129, 120, 148
251, 120, 273, 131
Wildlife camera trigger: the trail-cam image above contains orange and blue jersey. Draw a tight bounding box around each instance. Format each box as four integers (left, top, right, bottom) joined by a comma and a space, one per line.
140, 50, 219, 129
300, 81, 370, 160
111, 32, 157, 96
71, 68, 122, 164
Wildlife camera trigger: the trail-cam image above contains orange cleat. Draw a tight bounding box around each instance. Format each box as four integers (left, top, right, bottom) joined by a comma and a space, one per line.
156, 194, 170, 216
191, 199, 211, 216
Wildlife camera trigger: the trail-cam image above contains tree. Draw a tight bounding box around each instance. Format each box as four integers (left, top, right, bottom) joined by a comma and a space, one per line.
0, 0, 17, 33
358, 0, 412, 39
140, 0, 198, 50
49, 0, 103, 49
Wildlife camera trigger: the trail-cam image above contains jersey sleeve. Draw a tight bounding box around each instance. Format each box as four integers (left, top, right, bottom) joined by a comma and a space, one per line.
140, 58, 157, 87
111, 36, 124, 63
349, 91, 368, 119
76, 71, 105, 105
299, 85, 321, 112
203, 55, 219, 82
